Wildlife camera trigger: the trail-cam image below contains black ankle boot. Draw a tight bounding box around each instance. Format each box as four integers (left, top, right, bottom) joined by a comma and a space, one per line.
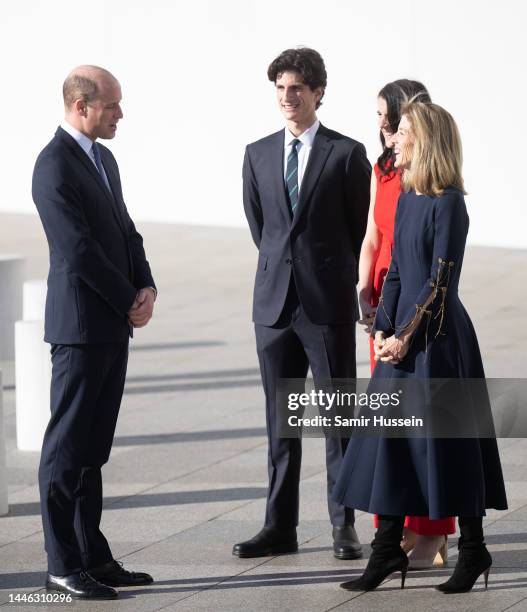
436, 517, 492, 593
340, 515, 408, 592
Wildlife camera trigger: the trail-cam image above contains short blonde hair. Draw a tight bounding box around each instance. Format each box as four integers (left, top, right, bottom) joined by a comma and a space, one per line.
401, 101, 466, 197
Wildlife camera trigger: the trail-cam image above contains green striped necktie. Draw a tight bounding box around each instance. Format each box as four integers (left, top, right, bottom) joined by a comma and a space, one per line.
285, 138, 300, 216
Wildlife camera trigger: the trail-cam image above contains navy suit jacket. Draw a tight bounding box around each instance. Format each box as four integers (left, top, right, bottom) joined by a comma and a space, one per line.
243, 124, 371, 326
32, 127, 155, 344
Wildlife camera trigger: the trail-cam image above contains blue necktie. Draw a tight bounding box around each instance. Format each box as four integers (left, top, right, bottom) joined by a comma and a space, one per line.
285, 139, 300, 216
92, 143, 111, 193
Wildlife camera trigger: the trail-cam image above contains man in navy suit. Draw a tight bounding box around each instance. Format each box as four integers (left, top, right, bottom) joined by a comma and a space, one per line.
33, 65, 156, 599
233, 48, 371, 559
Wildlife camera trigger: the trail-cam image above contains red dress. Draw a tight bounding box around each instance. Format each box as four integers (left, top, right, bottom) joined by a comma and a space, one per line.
370, 162, 456, 537
368, 164, 400, 369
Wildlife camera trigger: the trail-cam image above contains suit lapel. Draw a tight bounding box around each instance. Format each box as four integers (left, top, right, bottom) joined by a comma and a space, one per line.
56, 128, 127, 235
98, 148, 134, 280
270, 130, 293, 224
99, 149, 128, 234
291, 125, 333, 229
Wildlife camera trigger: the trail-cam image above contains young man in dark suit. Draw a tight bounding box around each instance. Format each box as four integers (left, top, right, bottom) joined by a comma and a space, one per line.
33, 65, 156, 600
234, 48, 371, 560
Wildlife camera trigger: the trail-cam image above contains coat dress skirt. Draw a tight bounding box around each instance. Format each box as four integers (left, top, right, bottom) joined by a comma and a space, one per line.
333, 188, 508, 519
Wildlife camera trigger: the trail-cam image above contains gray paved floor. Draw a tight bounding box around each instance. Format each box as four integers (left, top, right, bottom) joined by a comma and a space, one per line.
0, 213, 526, 611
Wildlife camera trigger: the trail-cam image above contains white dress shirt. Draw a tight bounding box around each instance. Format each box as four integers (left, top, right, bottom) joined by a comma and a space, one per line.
283, 119, 320, 193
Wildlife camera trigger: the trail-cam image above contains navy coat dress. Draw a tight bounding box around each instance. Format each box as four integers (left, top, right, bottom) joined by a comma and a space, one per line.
333, 188, 508, 518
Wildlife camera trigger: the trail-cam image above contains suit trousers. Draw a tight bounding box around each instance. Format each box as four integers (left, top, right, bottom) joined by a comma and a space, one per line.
255, 280, 356, 529
38, 341, 128, 575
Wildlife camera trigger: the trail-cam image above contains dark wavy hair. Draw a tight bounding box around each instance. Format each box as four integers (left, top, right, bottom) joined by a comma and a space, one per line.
267, 47, 327, 109
377, 79, 431, 174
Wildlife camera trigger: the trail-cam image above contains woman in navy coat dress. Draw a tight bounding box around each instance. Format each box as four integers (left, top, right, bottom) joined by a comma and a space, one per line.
333, 101, 507, 593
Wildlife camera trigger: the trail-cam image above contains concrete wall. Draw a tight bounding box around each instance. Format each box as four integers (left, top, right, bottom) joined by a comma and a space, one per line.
1, 0, 525, 248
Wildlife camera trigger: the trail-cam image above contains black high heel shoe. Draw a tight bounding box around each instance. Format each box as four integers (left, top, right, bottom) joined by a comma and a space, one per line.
437, 516, 492, 594
436, 546, 492, 593
340, 548, 409, 591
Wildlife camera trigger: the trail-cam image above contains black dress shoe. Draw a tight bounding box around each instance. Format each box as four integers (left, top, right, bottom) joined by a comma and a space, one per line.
333, 525, 363, 560
46, 572, 118, 600
232, 526, 298, 558
89, 560, 154, 587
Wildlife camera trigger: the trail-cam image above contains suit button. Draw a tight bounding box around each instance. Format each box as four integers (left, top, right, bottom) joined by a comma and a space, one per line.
285, 258, 292, 265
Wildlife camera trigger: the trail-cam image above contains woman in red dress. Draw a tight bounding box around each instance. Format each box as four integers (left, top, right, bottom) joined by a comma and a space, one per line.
357, 80, 456, 569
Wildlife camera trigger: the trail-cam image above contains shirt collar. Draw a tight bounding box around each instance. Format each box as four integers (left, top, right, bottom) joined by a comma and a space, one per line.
60, 120, 95, 157
284, 119, 320, 149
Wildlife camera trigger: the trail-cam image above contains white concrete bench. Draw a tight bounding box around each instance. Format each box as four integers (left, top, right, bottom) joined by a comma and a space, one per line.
0, 255, 24, 361
15, 280, 50, 451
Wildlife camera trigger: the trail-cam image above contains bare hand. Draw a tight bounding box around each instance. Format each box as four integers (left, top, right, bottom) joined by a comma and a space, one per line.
373, 331, 386, 359
128, 287, 156, 328
358, 289, 376, 333
377, 334, 409, 364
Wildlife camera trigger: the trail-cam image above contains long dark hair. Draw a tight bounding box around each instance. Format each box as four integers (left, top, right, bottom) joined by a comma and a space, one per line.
377, 79, 431, 174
